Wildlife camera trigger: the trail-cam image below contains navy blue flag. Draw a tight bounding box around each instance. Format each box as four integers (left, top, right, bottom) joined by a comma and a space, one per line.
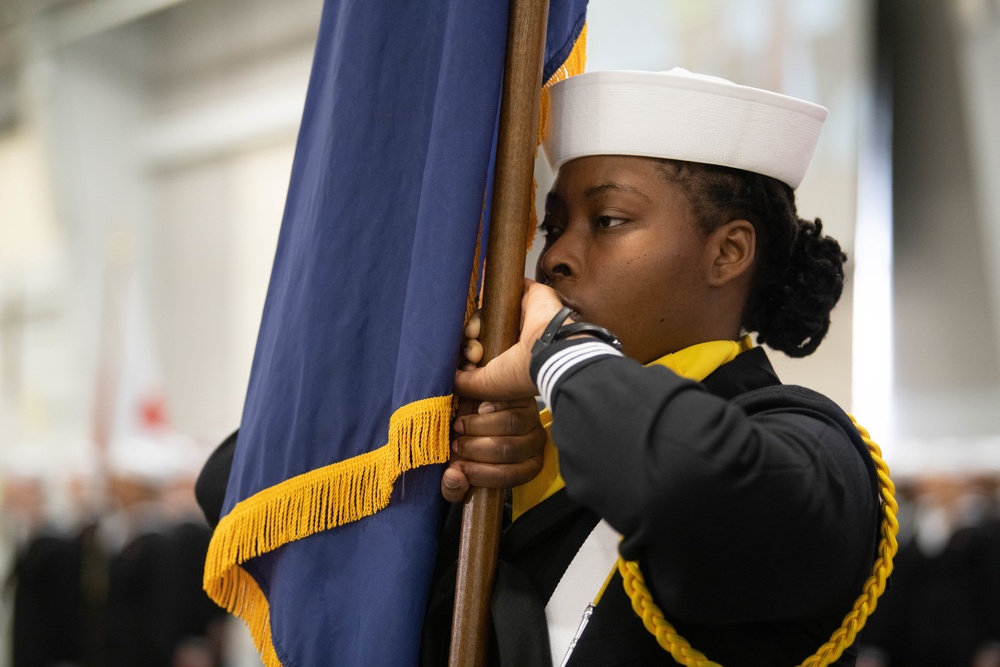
204, 2, 588, 665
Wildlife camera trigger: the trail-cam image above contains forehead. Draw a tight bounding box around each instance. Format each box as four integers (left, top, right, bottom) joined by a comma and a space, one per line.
548, 155, 691, 213
554, 154, 662, 186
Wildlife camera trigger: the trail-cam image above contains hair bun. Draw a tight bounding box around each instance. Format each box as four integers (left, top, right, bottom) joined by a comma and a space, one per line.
754, 218, 846, 357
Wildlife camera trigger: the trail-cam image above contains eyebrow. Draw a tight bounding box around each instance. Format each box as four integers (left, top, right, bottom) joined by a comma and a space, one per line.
583, 181, 653, 204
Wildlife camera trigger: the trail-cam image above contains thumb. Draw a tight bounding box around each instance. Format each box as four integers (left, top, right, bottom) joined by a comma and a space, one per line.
454, 345, 535, 401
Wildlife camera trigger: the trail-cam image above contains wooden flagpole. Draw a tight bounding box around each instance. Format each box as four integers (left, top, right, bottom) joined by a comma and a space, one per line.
448, 0, 550, 665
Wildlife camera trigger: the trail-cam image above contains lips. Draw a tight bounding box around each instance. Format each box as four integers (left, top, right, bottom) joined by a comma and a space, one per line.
557, 295, 583, 321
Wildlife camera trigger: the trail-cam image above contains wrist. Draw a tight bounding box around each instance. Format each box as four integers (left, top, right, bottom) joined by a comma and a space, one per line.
529, 306, 575, 356
530, 307, 622, 357
528, 310, 624, 411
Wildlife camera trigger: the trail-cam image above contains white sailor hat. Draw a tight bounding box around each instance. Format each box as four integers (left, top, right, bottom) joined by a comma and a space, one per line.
542, 68, 828, 190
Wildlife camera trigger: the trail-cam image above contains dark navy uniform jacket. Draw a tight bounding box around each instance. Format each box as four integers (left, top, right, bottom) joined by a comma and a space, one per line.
422, 343, 880, 667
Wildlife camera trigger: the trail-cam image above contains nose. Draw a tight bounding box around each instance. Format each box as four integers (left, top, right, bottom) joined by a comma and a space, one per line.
538, 228, 580, 284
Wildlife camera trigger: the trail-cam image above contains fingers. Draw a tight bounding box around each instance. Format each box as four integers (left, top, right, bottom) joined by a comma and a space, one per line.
460, 312, 483, 371
441, 457, 544, 504
454, 280, 565, 400
454, 346, 536, 400
454, 396, 480, 418
520, 279, 569, 346
449, 457, 543, 494
453, 397, 538, 438
452, 400, 544, 466
441, 397, 546, 503
452, 430, 542, 466
465, 311, 481, 340
462, 339, 483, 368
441, 463, 470, 503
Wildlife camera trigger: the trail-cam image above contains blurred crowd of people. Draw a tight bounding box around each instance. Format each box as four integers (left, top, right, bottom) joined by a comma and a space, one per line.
858, 474, 1000, 667
4, 446, 1000, 667
1, 441, 229, 667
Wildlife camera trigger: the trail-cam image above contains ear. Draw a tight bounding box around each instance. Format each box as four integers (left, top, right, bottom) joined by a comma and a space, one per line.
705, 219, 755, 288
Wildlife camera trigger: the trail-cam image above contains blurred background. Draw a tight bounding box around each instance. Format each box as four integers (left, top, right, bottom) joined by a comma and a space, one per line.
0, 0, 999, 665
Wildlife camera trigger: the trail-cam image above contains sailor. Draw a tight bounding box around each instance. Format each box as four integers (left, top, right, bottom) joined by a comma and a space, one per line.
429, 68, 884, 666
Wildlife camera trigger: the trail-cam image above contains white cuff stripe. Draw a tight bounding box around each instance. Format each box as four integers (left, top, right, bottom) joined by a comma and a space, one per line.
537, 342, 623, 409
538, 342, 620, 400
537, 344, 609, 405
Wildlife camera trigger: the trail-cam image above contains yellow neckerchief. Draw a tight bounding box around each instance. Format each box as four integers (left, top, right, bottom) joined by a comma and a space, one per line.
512, 335, 754, 521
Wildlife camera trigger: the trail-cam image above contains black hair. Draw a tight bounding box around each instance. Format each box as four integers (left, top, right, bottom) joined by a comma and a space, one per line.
657, 159, 846, 358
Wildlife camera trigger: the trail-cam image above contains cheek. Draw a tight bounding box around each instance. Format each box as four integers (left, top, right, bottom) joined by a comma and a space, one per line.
588, 249, 670, 319
599, 244, 703, 327
610, 245, 693, 298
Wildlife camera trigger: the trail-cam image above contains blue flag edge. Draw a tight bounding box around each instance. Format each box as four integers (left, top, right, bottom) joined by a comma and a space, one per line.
202, 7, 589, 667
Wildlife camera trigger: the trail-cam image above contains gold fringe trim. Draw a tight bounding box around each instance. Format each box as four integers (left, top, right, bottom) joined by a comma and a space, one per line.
210, 564, 282, 667
538, 22, 588, 146
528, 23, 588, 251
204, 23, 592, 665
203, 394, 455, 666
469, 183, 487, 319
458, 183, 487, 416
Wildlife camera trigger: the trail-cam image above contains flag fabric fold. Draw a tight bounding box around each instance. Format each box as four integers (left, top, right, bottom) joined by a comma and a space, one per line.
204, 2, 587, 665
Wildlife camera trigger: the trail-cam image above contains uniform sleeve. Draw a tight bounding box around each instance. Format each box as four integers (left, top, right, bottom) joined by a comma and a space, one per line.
530, 338, 878, 625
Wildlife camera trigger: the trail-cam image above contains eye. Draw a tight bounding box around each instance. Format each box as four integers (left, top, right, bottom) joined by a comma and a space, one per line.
596, 215, 629, 229
539, 217, 562, 239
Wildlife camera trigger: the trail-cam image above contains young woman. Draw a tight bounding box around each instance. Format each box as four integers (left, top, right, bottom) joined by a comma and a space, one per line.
429, 70, 885, 666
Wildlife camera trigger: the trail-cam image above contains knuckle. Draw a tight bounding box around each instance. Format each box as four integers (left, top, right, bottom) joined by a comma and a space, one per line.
501, 464, 529, 488
467, 464, 494, 489
500, 411, 522, 435
497, 439, 515, 464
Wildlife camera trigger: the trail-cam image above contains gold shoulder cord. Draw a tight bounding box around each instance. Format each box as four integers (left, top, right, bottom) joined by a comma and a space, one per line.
617, 415, 899, 667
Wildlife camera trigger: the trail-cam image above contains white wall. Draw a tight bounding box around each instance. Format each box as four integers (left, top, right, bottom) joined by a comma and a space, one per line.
2, 0, 1000, 512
